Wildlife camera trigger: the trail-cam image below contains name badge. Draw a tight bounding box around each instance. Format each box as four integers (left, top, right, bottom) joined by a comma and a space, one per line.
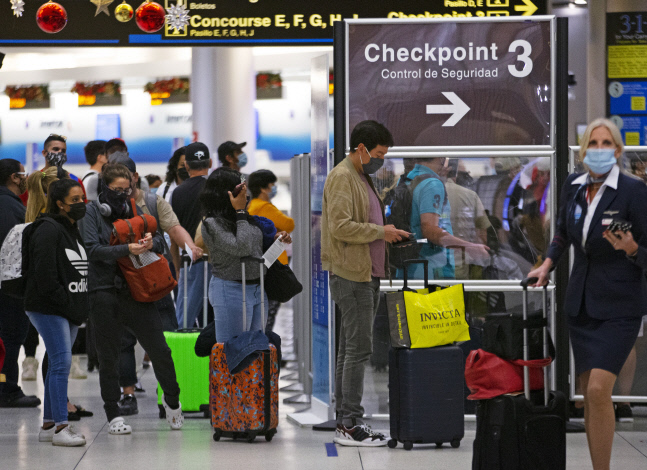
574, 205, 582, 221
601, 218, 612, 226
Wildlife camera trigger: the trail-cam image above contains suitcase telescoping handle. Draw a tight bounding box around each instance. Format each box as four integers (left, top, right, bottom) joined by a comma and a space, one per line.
520, 277, 550, 404
181, 253, 210, 330
402, 259, 429, 290
240, 256, 265, 333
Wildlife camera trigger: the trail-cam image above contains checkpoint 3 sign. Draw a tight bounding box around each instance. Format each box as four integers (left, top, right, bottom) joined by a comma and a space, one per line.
345, 17, 553, 148
0, 0, 545, 46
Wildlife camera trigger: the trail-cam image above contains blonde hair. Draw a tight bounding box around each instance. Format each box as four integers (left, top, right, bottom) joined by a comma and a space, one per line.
25, 167, 60, 222
578, 118, 624, 164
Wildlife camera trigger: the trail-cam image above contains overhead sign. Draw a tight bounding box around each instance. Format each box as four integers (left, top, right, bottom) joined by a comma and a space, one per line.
0, 0, 546, 47
606, 12, 647, 146
345, 18, 553, 148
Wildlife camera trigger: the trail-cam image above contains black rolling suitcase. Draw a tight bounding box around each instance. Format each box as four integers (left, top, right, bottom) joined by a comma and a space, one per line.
471, 278, 567, 470
387, 260, 465, 450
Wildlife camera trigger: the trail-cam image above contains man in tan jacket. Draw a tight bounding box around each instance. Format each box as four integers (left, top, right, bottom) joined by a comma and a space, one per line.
321, 120, 409, 446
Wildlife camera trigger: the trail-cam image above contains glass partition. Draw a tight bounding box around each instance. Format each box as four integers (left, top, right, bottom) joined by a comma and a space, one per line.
569, 146, 647, 403
372, 156, 553, 283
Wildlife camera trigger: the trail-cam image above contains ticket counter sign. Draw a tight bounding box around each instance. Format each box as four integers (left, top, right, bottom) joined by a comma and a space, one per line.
345, 18, 553, 148
0, 0, 545, 47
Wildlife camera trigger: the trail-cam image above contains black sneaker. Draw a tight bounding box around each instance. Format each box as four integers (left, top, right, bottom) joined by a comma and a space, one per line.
0, 390, 41, 408
333, 423, 388, 447
118, 394, 139, 416
615, 404, 634, 423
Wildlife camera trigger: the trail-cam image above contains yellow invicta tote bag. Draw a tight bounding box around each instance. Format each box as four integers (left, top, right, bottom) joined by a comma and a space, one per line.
405, 284, 469, 348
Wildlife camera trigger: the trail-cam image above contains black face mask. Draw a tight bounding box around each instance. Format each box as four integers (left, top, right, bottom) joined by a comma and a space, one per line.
65, 202, 86, 221
100, 182, 130, 218
177, 167, 190, 181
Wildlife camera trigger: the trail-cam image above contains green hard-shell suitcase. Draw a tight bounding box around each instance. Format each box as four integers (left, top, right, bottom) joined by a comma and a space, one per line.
158, 254, 211, 418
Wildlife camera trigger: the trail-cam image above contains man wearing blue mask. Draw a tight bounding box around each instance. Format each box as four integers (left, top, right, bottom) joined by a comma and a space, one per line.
217, 141, 248, 172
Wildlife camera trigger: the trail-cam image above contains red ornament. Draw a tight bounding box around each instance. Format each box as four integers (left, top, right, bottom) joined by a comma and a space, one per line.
36, 1, 68, 34
135, 1, 165, 33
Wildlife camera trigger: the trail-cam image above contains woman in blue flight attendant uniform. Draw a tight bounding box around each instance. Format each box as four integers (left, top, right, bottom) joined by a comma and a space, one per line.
529, 118, 647, 470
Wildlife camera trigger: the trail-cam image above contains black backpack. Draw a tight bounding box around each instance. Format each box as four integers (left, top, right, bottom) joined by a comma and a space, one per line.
387, 173, 447, 270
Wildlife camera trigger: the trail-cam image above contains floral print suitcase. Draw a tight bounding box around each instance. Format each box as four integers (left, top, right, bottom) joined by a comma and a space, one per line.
210, 343, 279, 442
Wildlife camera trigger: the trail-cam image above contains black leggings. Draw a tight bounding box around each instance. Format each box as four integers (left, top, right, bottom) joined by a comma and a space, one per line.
90, 288, 180, 422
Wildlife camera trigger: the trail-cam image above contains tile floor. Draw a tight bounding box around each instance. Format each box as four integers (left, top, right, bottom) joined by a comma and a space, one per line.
1, 308, 647, 469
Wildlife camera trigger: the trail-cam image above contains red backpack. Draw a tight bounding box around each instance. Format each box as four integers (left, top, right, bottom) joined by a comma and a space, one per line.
110, 199, 177, 303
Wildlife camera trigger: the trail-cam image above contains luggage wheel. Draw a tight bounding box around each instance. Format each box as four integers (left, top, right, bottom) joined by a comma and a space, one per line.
387, 439, 397, 449
450, 439, 461, 449
435, 442, 443, 448
213, 430, 222, 442
158, 404, 166, 419
403, 441, 413, 451
247, 433, 256, 443
265, 430, 276, 442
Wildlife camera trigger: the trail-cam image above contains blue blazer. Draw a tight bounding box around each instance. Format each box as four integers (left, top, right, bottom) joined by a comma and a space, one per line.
547, 168, 647, 320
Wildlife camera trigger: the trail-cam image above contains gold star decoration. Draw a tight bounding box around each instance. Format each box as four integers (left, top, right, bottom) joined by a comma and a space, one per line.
90, 0, 115, 16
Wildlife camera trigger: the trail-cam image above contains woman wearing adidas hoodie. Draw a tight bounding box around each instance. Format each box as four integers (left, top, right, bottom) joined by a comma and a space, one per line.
24, 178, 88, 447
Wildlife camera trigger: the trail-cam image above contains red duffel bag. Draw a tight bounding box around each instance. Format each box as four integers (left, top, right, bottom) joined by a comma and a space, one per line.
464, 348, 552, 400
110, 199, 177, 303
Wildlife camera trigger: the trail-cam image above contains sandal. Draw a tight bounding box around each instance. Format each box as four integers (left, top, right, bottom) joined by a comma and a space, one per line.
73, 405, 93, 417
108, 417, 132, 435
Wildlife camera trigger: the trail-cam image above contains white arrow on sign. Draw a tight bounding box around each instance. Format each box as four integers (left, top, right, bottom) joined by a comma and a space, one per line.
425, 92, 470, 127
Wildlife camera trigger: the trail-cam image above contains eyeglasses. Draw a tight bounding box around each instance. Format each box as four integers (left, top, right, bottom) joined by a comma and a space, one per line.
15, 172, 28, 177
48, 133, 67, 142
108, 187, 133, 196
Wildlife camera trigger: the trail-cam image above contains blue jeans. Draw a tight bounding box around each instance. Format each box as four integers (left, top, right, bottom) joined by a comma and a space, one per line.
176, 262, 212, 329
209, 277, 267, 343
25, 311, 78, 426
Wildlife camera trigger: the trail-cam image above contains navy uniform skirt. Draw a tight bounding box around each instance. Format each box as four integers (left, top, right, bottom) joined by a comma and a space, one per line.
568, 308, 642, 376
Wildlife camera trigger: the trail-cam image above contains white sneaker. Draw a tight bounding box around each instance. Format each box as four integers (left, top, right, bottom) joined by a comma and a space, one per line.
162, 395, 184, 430
69, 356, 87, 380
21, 357, 38, 381
108, 417, 132, 435
333, 423, 388, 447
52, 425, 86, 447
38, 426, 55, 442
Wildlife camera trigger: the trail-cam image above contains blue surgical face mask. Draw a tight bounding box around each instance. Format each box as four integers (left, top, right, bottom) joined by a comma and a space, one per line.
150, 187, 158, 194
237, 153, 248, 169
269, 184, 277, 199
584, 148, 617, 175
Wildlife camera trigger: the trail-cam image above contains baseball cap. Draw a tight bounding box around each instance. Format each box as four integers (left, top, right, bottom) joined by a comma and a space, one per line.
109, 151, 136, 173
185, 142, 210, 162
217, 141, 246, 162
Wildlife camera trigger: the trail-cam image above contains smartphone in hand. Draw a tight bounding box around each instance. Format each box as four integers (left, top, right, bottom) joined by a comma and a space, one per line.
608, 218, 632, 234
232, 183, 244, 197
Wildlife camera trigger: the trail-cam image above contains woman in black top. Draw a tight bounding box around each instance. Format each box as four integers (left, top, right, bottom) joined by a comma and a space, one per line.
0, 158, 40, 408
78, 163, 182, 435
529, 118, 647, 470
24, 179, 88, 446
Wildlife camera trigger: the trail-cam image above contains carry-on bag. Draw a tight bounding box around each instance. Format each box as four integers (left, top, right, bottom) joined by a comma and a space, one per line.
386, 259, 468, 349
210, 256, 279, 443
158, 254, 211, 418
471, 278, 567, 470
111, 199, 177, 302
387, 259, 465, 451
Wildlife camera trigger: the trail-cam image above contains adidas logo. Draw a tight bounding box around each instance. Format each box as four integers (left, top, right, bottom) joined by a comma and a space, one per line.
65, 242, 88, 277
